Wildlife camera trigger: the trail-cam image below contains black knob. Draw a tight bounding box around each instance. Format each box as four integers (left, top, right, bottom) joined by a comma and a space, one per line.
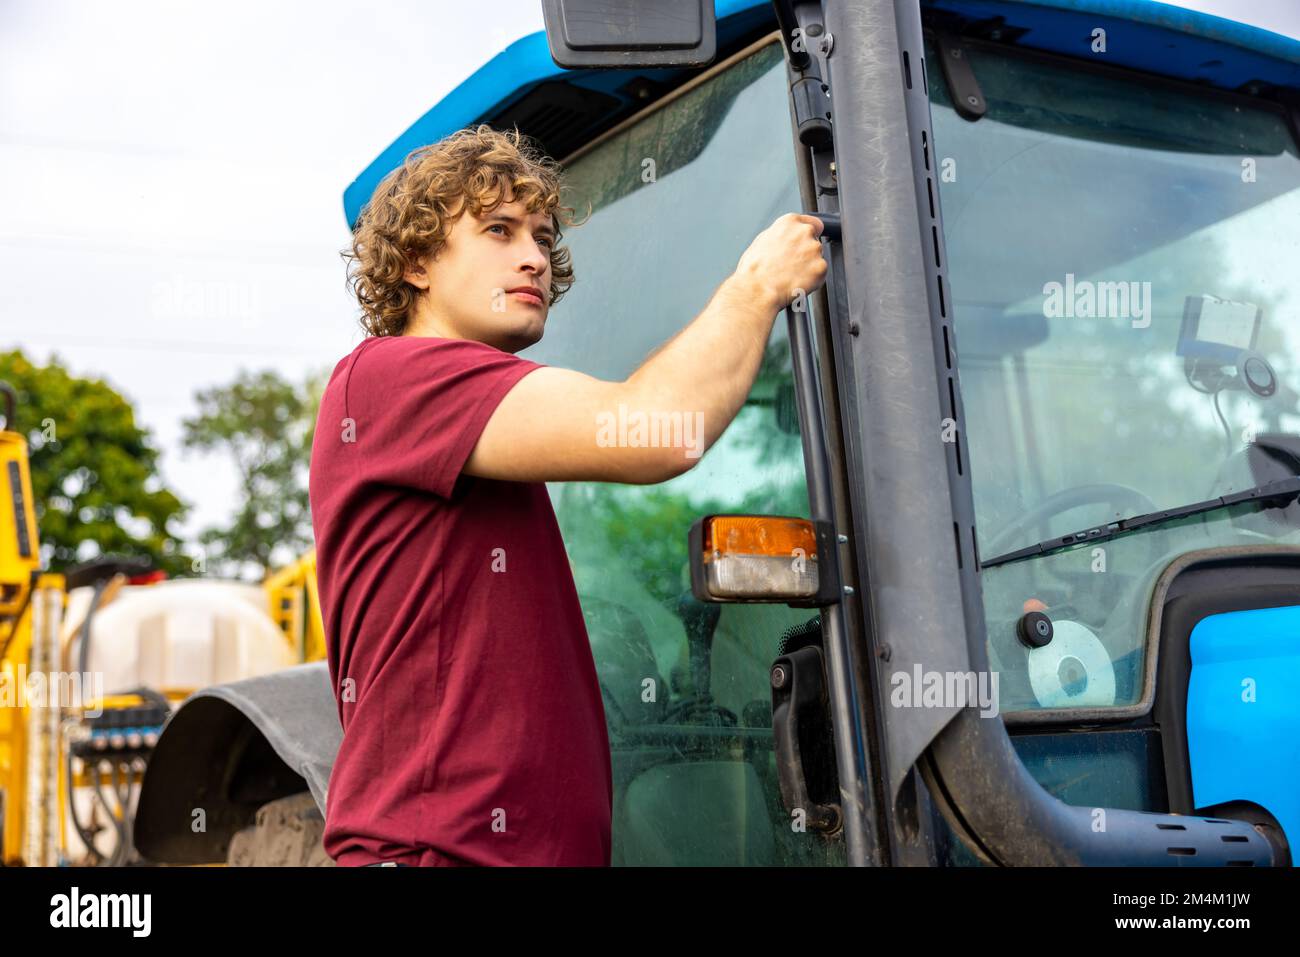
1017, 610, 1054, 648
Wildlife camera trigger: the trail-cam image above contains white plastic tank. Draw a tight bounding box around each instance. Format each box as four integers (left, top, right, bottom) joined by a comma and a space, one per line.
65, 579, 295, 694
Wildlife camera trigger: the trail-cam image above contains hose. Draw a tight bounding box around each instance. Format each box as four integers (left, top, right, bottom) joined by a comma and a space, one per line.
65, 750, 104, 866
90, 761, 127, 867
114, 760, 135, 866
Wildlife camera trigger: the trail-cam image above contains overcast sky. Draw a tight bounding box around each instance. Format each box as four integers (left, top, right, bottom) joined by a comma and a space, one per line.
1, 0, 1297, 559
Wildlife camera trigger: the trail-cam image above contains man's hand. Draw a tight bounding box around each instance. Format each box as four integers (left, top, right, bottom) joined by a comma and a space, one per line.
731, 213, 828, 310
464, 213, 830, 486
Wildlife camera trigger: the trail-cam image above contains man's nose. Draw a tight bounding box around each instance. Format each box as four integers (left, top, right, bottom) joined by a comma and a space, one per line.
518, 240, 549, 274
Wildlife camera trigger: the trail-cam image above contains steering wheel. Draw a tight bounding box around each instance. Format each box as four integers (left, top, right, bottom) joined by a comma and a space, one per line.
983, 483, 1166, 603
984, 484, 1159, 559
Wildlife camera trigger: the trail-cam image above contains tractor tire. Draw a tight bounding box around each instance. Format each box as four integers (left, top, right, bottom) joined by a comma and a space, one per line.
225, 791, 335, 867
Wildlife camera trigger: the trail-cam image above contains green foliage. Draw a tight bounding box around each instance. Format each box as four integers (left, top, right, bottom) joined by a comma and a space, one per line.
0, 350, 190, 574
571, 478, 808, 607
181, 368, 326, 579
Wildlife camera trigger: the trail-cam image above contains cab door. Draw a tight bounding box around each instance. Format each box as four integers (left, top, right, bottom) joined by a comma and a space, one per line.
526, 35, 847, 866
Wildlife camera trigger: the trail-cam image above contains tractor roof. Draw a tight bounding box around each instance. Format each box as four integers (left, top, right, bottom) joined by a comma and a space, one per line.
344, 0, 1300, 228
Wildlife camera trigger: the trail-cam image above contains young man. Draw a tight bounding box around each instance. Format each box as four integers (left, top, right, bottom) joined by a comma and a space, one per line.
309, 124, 827, 867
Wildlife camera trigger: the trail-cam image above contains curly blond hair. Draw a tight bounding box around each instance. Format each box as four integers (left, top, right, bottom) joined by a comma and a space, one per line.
343, 125, 577, 337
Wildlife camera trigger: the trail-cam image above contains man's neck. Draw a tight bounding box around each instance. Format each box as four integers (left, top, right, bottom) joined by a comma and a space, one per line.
401, 312, 461, 339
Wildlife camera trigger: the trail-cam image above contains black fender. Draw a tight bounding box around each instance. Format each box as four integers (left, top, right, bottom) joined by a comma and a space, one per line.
134, 661, 340, 864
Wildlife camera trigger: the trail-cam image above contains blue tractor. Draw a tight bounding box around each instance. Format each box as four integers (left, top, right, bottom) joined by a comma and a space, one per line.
136, 0, 1300, 867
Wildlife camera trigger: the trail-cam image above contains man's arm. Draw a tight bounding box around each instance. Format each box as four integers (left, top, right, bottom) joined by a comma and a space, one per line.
464, 213, 828, 485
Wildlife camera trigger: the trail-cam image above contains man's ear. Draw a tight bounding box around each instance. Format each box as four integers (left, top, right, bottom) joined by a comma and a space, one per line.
403, 252, 430, 290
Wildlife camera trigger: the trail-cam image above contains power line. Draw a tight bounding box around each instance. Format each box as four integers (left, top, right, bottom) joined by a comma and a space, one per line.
8, 334, 349, 359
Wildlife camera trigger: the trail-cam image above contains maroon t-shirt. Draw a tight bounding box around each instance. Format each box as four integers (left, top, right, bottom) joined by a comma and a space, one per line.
308, 335, 612, 867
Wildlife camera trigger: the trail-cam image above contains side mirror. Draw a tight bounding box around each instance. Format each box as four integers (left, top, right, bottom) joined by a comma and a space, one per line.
540, 0, 717, 69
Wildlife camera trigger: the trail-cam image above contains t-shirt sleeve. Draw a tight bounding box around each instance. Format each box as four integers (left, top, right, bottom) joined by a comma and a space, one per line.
342, 337, 545, 499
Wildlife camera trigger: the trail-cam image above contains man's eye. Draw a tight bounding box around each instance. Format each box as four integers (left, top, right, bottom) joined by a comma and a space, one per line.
537, 237, 553, 250
488, 224, 507, 236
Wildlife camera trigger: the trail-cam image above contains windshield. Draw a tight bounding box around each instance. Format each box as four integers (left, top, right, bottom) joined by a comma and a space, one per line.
927, 38, 1300, 713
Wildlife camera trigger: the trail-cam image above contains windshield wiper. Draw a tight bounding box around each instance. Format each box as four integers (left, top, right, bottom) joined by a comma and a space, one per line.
980, 476, 1300, 569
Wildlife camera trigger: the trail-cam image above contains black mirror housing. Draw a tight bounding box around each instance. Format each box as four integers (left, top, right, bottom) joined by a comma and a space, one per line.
540, 0, 717, 68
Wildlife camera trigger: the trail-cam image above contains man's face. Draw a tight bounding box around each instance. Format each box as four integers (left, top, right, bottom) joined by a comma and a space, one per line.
405, 196, 555, 352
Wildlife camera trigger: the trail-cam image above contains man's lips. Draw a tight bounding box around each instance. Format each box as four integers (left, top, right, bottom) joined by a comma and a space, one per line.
506, 287, 544, 306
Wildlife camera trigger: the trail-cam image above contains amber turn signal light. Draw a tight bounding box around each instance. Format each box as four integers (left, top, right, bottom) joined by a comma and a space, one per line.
689, 514, 836, 605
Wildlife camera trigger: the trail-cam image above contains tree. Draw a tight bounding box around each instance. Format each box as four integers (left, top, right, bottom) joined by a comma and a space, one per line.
0, 350, 190, 575
182, 369, 326, 580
